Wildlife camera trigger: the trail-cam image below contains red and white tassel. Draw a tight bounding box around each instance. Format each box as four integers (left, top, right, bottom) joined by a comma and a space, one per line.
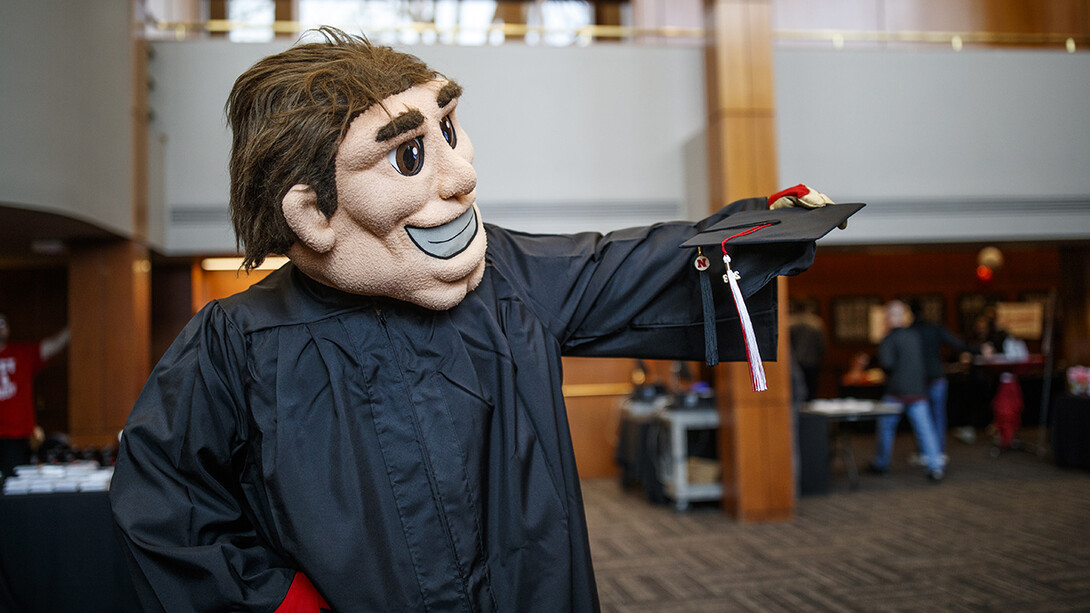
722, 253, 767, 392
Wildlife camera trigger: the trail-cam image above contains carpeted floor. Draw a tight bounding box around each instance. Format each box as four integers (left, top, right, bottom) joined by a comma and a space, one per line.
583, 428, 1090, 612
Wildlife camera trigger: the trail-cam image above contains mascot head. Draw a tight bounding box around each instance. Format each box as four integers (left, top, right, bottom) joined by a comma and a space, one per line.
226, 27, 486, 310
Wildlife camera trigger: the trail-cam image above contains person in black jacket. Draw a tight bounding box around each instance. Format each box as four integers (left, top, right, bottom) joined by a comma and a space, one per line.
906, 298, 969, 464
869, 300, 945, 481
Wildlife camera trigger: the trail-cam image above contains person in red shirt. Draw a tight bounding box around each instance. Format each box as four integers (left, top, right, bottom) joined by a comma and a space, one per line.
0, 313, 69, 476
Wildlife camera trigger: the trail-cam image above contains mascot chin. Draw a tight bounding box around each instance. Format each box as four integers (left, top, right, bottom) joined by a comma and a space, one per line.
110, 27, 856, 612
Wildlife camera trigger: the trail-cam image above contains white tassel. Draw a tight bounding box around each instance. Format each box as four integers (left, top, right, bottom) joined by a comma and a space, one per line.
723, 254, 767, 392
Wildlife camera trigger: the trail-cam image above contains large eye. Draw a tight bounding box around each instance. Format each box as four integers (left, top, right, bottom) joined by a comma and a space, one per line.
439, 115, 457, 149
387, 137, 425, 176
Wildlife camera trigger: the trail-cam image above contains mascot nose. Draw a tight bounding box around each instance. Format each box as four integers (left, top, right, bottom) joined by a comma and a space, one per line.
437, 152, 477, 201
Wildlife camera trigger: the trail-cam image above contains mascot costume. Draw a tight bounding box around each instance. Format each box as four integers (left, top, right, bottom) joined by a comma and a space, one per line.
111, 28, 860, 612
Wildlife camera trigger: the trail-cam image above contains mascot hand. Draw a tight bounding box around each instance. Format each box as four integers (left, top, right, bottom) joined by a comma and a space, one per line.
768, 184, 845, 228
768, 184, 834, 210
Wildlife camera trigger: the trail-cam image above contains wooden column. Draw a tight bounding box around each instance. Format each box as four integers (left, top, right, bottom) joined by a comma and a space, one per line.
1059, 246, 1090, 364
705, 0, 795, 521
132, 34, 148, 242
67, 241, 151, 448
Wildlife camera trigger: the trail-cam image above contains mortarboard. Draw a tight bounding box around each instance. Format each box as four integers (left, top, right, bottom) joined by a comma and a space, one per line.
681, 202, 866, 390
680, 202, 865, 249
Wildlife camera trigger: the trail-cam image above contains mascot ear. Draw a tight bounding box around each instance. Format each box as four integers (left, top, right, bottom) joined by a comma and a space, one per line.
282, 184, 336, 254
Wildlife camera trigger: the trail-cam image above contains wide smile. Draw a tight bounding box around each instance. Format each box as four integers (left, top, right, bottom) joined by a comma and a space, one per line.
405, 206, 479, 259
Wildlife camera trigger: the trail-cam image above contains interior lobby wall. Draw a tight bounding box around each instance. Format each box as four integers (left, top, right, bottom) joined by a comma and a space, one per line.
0, 0, 134, 238
145, 39, 708, 255
144, 39, 1090, 257
776, 47, 1090, 245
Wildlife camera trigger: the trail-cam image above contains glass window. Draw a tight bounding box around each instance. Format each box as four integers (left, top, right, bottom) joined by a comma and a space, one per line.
227, 0, 275, 42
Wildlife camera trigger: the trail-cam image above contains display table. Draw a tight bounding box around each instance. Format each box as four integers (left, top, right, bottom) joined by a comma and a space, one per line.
1053, 395, 1090, 470
615, 408, 667, 504
972, 354, 1045, 374
798, 400, 903, 495
0, 491, 140, 612
656, 408, 721, 511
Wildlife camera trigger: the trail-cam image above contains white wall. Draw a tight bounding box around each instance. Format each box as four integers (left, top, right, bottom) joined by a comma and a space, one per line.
5, 16, 1088, 254
147, 40, 708, 255
0, 0, 134, 237
775, 47, 1090, 245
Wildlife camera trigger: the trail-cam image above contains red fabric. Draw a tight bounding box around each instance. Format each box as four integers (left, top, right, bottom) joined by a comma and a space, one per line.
0, 342, 45, 439
992, 376, 1023, 448
767, 184, 809, 206
276, 573, 330, 612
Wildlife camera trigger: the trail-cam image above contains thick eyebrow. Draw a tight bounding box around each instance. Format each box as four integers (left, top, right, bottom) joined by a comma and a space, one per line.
375, 109, 425, 142
436, 81, 462, 109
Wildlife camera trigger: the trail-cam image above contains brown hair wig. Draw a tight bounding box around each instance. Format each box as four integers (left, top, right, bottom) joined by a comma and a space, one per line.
225, 27, 443, 269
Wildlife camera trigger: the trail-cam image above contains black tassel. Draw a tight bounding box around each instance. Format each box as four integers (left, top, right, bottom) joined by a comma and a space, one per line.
695, 248, 718, 367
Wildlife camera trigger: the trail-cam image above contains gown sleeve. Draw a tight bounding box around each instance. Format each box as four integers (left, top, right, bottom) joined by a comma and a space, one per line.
484, 197, 816, 361
110, 302, 320, 612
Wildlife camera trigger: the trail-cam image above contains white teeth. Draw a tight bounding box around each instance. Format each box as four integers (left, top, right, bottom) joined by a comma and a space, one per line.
405, 207, 478, 259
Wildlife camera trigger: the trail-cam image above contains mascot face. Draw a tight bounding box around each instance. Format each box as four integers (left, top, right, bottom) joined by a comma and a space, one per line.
284, 80, 486, 310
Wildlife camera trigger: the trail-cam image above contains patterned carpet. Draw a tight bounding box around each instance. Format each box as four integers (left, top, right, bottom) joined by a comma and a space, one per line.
583, 428, 1090, 612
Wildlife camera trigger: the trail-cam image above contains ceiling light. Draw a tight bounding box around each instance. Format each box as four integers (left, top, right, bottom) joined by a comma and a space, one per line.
200, 256, 289, 271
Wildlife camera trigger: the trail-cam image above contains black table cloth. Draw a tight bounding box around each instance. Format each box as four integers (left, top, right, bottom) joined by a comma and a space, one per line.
0, 491, 140, 612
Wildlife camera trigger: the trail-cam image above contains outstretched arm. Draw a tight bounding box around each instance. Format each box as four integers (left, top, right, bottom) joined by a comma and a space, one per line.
485, 194, 823, 362
39, 327, 69, 362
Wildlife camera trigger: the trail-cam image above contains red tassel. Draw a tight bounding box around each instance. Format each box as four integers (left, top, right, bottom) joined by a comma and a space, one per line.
722, 253, 767, 392
717, 226, 772, 392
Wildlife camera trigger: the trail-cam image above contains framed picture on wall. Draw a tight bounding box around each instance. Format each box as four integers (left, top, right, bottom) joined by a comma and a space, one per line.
995, 301, 1044, 340
832, 296, 882, 343
899, 294, 945, 324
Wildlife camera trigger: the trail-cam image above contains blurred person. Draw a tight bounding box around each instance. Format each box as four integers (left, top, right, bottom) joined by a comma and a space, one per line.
0, 313, 70, 476
967, 313, 1008, 359
955, 313, 1010, 443
868, 301, 945, 481
906, 298, 968, 465
789, 302, 826, 400
992, 372, 1023, 449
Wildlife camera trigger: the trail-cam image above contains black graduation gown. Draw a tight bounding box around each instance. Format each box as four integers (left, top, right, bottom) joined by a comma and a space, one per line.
110, 197, 817, 612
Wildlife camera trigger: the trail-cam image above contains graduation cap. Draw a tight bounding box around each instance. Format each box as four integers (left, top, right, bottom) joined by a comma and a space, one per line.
680, 202, 865, 390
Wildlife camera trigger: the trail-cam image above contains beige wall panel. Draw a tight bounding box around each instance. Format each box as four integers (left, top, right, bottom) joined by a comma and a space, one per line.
562, 356, 638, 480
564, 395, 624, 480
